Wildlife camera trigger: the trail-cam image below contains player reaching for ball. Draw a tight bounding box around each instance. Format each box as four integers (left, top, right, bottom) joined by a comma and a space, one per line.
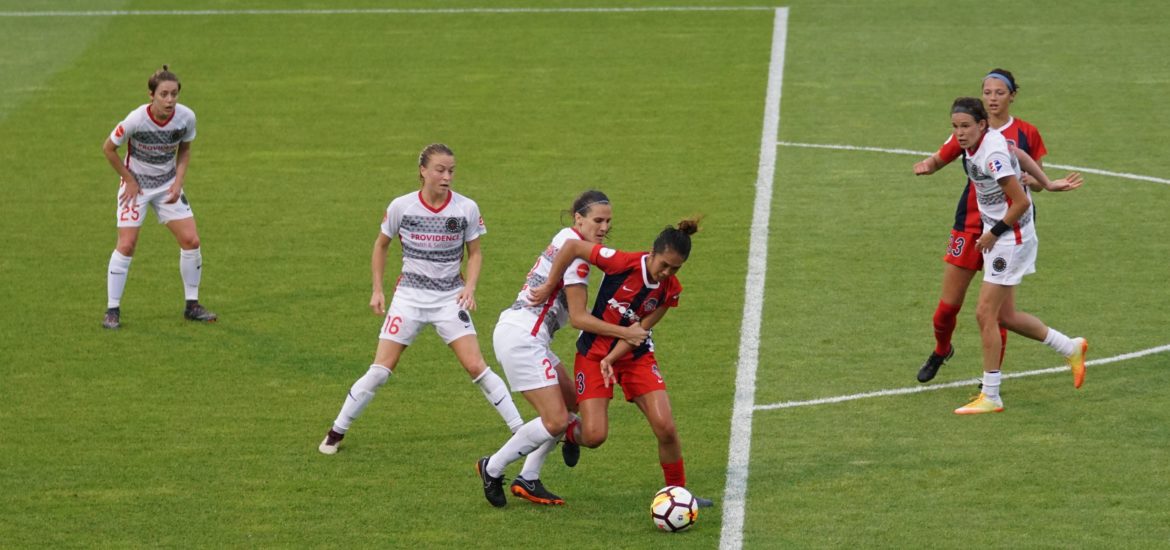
528, 217, 714, 507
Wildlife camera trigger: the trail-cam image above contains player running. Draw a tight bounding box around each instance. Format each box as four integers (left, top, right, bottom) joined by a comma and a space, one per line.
942, 98, 1088, 414
912, 69, 1081, 382
476, 190, 648, 507
528, 217, 714, 507
318, 144, 522, 454
100, 65, 216, 329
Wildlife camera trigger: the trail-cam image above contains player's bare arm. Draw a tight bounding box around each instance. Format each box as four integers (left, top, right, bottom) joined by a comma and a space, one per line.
102, 137, 140, 207
598, 307, 670, 387
457, 237, 482, 311
526, 239, 594, 304
976, 175, 1031, 253
369, 232, 392, 315
165, 141, 192, 204
563, 284, 649, 346
913, 153, 947, 176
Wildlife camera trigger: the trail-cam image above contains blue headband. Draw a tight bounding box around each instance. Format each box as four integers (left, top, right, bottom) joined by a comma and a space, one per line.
984, 72, 1015, 92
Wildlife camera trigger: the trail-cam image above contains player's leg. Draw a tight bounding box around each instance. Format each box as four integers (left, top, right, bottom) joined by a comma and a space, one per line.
486, 385, 569, 506
571, 354, 613, 449
997, 291, 1087, 388
956, 281, 1012, 414
448, 334, 524, 433
632, 388, 713, 508
165, 216, 216, 322
920, 233, 980, 382
552, 362, 581, 467
105, 182, 147, 329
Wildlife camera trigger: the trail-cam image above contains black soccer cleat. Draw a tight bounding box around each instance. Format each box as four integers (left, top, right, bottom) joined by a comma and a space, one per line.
917, 345, 954, 383
510, 476, 565, 505
477, 456, 507, 508
694, 495, 716, 508
561, 440, 580, 468
184, 302, 218, 323
102, 307, 121, 330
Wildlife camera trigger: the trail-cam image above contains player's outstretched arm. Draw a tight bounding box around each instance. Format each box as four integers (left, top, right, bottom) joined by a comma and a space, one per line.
913, 153, 946, 176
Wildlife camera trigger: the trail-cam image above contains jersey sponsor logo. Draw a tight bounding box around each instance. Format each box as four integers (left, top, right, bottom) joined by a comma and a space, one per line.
599, 247, 616, 258
992, 257, 1007, 273
575, 263, 590, 278
115, 125, 124, 138
445, 217, 468, 233
607, 298, 642, 323
411, 232, 462, 242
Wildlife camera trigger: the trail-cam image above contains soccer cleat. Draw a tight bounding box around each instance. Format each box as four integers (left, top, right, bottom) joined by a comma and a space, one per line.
184, 302, 218, 322
561, 440, 580, 468
694, 495, 715, 508
917, 345, 954, 383
1067, 337, 1088, 389
102, 308, 121, 330
510, 476, 565, 505
318, 429, 344, 455
477, 456, 507, 508
954, 393, 1004, 415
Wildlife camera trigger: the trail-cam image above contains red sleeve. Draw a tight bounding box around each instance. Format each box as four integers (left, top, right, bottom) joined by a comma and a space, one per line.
1024, 125, 1046, 162
589, 245, 643, 275
663, 277, 682, 308
936, 135, 961, 164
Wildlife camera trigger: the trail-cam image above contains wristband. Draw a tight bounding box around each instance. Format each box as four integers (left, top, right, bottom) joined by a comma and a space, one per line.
990, 220, 1011, 237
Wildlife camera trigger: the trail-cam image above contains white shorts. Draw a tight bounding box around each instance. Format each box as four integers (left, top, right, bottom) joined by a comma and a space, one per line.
493, 320, 563, 392
116, 181, 194, 228
982, 237, 1037, 286
378, 299, 476, 346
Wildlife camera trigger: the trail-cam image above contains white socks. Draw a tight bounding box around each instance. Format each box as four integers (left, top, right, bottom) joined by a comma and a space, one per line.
982, 370, 1002, 399
332, 364, 392, 433
180, 247, 202, 301
487, 418, 555, 478
1042, 327, 1076, 357
519, 437, 557, 481
107, 251, 133, 308
473, 367, 524, 433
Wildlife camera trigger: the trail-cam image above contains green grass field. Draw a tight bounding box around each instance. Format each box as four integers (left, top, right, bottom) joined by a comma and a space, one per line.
2, 1, 1168, 547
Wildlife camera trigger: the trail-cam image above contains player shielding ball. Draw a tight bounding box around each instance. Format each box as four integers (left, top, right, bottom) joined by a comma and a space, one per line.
476, 190, 649, 507
528, 217, 714, 507
100, 65, 216, 329
942, 98, 1088, 414
318, 144, 522, 454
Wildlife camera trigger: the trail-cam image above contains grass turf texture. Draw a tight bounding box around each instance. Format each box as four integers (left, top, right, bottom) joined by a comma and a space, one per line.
1, 1, 1167, 547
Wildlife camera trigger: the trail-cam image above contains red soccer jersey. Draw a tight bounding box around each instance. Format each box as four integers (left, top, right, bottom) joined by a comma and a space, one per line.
936, 117, 1046, 233
575, 244, 682, 361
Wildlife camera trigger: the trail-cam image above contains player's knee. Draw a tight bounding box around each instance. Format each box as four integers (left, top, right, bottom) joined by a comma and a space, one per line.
580, 426, 608, 448
542, 413, 569, 437
181, 235, 201, 249
653, 420, 679, 445
975, 305, 998, 328
116, 239, 138, 256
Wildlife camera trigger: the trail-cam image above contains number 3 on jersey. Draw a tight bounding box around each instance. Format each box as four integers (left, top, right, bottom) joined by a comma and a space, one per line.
382, 315, 403, 335
948, 234, 966, 257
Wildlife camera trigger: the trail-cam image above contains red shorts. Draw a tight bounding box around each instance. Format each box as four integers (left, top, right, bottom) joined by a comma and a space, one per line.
943, 229, 983, 271
574, 352, 666, 402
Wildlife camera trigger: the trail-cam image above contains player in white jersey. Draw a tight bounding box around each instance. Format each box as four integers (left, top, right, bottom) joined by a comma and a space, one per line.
319, 144, 523, 455
100, 66, 216, 329
476, 190, 648, 507
946, 98, 1088, 415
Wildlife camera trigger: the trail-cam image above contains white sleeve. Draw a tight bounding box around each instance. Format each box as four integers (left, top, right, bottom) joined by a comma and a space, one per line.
986, 150, 1017, 182
183, 110, 197, 142
380, 201, 400, 240
109, 111, 135, 147
465, 202, 485, 241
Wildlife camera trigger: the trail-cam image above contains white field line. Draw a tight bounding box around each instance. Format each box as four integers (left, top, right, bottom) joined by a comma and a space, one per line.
720, 7, 787, 550
0, 6, 774, 17
777, 141, 1170, 185
755, 343, 1170, 411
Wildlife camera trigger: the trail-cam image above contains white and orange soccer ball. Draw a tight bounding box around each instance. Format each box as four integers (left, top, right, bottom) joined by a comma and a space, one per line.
651, 485, 698, 532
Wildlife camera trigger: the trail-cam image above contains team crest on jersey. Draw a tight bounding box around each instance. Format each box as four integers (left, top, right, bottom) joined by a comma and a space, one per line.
988, 159, 1003, 173
457, 309, 471, 323
599, 247, 616, 258
992, 257, 1008, 273
445, 217, 467, 233
641, 297, 658, 313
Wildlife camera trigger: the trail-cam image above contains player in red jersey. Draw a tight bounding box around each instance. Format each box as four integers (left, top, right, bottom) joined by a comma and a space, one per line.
528, 217, 714, 508
912, 69, 1081, 383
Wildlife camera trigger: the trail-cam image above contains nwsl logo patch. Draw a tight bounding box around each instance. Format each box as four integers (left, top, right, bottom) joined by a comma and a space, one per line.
988, 159, 1004, 173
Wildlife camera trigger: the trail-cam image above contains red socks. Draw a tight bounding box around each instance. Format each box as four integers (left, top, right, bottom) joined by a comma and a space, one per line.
662, 458, 686, 487
932, 300, 961, 355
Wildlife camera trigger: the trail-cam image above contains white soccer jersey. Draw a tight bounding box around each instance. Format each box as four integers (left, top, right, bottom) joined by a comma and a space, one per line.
497, 227, 592, 341
109, 104, 196, 189
963, 129, 1035, 244
381, 190, 485, 307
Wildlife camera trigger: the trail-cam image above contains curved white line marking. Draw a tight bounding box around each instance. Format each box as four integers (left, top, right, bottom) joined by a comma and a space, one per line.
777, 141, 1170, 185
755, 344, 1170, 411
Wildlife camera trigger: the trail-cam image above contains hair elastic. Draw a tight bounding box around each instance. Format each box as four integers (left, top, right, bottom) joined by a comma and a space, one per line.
575, 199, 610, 214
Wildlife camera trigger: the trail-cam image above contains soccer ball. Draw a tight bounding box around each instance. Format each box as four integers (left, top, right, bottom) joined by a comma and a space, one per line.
651, 485, 698, 532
